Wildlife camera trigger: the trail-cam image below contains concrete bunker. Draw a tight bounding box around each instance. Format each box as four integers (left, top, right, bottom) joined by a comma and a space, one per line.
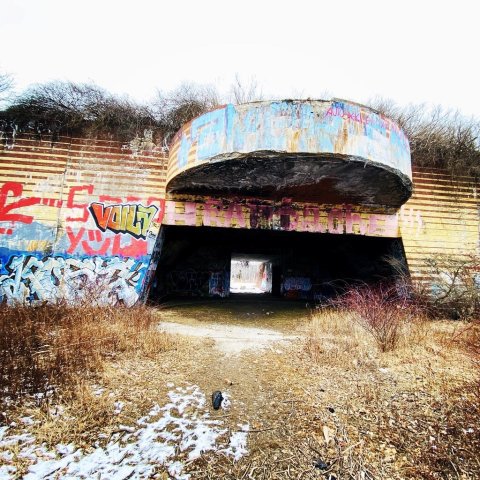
147, 99, 413, 303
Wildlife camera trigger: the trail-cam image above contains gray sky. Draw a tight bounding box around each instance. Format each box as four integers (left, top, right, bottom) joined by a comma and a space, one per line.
1, 0, 479, 116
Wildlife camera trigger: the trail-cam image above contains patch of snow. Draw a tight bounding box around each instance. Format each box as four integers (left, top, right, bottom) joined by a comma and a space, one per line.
20, 416, 35, 425
0, 465, 17, 479
221, 392, 231, 409
113, 401, 124, 415
221, 423, 250, 461
92, 387, 105, 397
0, 385, 248, 480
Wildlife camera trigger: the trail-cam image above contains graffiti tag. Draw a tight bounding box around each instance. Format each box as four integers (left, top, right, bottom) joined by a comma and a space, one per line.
88, 203, 159, 239
0, 254, 145, 306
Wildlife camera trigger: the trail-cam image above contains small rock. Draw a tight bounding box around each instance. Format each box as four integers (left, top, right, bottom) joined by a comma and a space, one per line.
313, 458, 329, 470
212, 391, 223, 410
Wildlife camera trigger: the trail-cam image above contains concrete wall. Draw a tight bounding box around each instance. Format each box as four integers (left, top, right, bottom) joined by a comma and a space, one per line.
0, 133, 478, 304
167, 100, 412, 184
0, 134, 167, 304
400, 167, 479, 285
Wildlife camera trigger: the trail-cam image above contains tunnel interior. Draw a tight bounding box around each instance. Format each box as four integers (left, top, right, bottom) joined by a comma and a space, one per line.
148, 225, 408, 302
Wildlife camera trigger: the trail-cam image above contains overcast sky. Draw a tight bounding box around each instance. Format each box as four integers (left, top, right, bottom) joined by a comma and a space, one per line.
1, 0, 479, 116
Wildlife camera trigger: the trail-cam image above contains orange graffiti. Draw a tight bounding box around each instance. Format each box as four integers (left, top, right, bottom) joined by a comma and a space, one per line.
88, 203, 158, 239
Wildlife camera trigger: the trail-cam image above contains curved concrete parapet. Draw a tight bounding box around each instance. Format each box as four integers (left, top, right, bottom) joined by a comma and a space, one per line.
167, 99, 412, 207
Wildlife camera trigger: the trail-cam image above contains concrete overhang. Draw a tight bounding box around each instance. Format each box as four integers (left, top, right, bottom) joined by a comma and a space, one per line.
166, 99, 412, 207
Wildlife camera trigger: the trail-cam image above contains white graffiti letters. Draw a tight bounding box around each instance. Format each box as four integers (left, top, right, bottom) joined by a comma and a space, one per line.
0, 255, 145, 306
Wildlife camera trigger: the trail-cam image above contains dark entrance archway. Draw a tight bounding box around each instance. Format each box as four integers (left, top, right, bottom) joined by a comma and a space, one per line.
148, 225, 407, 302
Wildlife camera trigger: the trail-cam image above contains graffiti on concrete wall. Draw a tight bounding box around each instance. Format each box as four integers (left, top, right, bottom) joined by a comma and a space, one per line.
0, 176, 164, 305
0, 254, 145, 306
88, 202, 158, 239
163, 199, 402, 238
282, 277, 312, 296
168, 100, 412, 183
208, 271, 229, 297
0, 180, 165, 257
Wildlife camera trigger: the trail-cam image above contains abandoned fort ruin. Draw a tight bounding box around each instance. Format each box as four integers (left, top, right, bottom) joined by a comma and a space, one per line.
0, 99, 478, 304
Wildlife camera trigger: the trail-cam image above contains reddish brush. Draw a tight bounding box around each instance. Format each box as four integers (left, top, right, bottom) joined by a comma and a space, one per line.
334, 283, 419, 352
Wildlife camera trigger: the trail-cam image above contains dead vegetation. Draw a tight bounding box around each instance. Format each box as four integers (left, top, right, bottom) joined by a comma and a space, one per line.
2, 72, 479, 180
331, 283, 422, 352
418, 254, 480, 320
1, 301, 479, 479
301, 309, 479, 479
0, 303, 173, 404
368, 98, 480, 178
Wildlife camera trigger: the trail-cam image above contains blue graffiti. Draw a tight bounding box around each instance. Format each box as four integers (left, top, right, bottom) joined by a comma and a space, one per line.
0, 251, 147, 306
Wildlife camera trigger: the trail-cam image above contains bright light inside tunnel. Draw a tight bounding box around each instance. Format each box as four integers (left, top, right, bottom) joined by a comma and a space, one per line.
230, 259, 272, 294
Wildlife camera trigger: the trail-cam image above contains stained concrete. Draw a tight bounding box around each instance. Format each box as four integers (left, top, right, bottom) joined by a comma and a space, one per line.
167, 153, 412, 207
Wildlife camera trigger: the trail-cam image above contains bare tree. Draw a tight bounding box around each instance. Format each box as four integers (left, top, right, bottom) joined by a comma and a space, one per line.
4, 80, 156, 140
0, 72, 13, 99
154, 82, 220, 143
229, 74, 263, 104
368, 97, 480, 178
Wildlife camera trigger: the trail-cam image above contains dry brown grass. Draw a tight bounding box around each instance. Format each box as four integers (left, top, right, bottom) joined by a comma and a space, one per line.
331, 283, 423, 352
300, 309, 480, 479
1, 302, 479, 479
0, 303, 173, 404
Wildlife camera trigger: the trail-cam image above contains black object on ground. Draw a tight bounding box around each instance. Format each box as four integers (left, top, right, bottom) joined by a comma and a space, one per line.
212, 390, 223, 410
313, 458, 329, 470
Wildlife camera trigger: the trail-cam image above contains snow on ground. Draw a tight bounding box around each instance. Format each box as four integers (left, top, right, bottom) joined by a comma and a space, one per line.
158, 321, 297, 354
0, 385, 249, 480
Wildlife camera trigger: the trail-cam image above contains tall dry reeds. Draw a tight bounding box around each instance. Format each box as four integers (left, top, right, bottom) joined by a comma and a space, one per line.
0, 303, 170, 404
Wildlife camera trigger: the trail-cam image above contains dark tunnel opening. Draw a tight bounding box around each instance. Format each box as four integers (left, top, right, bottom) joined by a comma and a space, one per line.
148, 225, 408, 303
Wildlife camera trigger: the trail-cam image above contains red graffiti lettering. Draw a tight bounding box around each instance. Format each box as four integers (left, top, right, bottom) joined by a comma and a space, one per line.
0, 182, 40, 224
66, 226, 85, 253
82, 235, 111, 255
66, 226, 147, 257
203, 200, 222, 227
327, 208, 343, 234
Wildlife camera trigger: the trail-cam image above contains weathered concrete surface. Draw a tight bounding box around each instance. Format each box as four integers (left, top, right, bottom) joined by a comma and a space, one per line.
167, 100, 413, 207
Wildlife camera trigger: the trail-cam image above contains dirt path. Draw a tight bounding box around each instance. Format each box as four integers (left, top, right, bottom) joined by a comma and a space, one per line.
158, 321, 299, 353
157, 298, 309, 353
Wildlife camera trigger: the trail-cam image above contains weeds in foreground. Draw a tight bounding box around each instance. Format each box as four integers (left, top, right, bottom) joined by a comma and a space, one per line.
333, 283, 421, 352
0, 303, 171, 404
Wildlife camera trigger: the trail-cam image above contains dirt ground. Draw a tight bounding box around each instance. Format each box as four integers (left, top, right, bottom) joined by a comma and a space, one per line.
2, 297, 479, 479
